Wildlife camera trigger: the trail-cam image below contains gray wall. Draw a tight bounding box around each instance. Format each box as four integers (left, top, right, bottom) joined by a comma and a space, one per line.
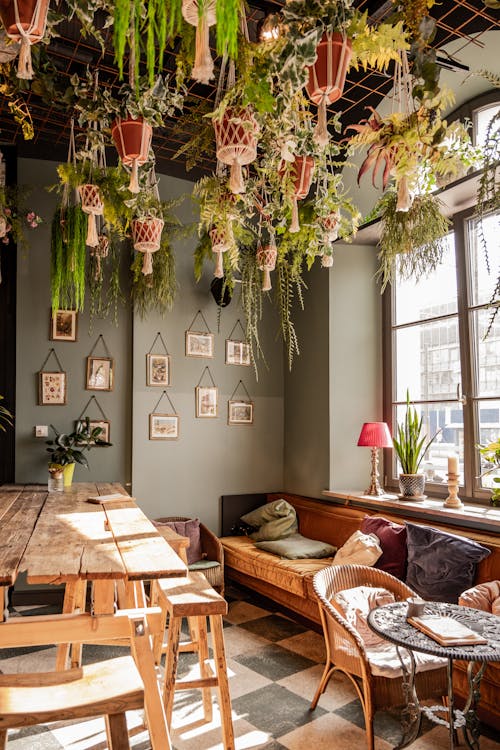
13, 160, 284, 532
15, 158, 133, 486
283, 262, 330, 497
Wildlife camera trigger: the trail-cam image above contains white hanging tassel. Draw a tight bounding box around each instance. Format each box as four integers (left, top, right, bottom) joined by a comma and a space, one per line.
17, 36, 34, 79
86, 214, 99, 248
229, 160, 245, 194
396, 176, 412, 212
313, 98, 329, 148
214, 250, 224, 278
142, 252, 153, 275
262, 268, 272, 292
129, 158, 140, 194
192, 14, 214, 84
290, 197, 300, 233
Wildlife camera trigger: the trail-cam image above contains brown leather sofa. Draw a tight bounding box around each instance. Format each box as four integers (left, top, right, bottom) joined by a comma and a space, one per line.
220, 492, 500, 728
456, 581, 500, 730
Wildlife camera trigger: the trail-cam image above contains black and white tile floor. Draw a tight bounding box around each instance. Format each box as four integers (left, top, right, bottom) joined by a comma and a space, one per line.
1, 585, 499, 750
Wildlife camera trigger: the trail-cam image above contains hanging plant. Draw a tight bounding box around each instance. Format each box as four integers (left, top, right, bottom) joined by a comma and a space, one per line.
213, 107, 259, 194
131, 235, 177, 317
0, 0, 49, 79
88, 232, 124, 329
50, 203, 87, 312
375, 191, 450, 292
182, 0, 216, 84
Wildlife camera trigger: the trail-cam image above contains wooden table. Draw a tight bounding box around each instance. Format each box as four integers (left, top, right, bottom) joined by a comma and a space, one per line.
0, 482, 187, 750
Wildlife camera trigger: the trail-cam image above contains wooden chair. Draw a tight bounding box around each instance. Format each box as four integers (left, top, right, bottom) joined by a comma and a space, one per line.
311, 564, 447, 750
0, 608, 165, 750
154, 516, 225, 595
154, 572, 235, 750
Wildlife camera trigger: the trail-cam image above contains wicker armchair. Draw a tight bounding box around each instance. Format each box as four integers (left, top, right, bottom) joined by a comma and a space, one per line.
154, 516, 224, 595
311, 564, 447, 750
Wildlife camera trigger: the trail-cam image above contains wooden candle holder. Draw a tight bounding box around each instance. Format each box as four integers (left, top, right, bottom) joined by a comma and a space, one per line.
444, 471, 463, 509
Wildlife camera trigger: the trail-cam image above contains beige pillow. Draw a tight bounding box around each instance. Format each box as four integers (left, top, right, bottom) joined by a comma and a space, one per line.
333, 530, 383, 567
332, 586, 396, 647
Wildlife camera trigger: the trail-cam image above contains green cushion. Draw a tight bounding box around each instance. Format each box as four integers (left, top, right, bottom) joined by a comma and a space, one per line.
255, 533, 337, 559
189, 559, 220, 571
241, 499, 298, 542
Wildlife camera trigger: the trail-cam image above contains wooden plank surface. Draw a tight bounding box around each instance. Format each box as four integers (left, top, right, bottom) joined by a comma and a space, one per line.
20, 487, 125, 584
104, 505, 187, 580
0, 492, 46, 585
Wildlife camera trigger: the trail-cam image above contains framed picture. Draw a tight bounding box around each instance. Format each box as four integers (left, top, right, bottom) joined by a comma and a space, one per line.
228, 400, 254, 425
88, 419, 111, 443
86, 357, 114, 391
185, 330, 214, 359
50, 310, 78, 342
146, 354, 170, 387
149, 413, 179, 440
39, 371, 66, 405
225, 339, 251, 366
195, 386, 218, 418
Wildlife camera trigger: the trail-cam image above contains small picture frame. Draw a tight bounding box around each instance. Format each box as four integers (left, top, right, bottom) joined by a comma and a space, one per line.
146, 354, 171, 387
39, 371, 67, 405
86, 357, 114, 391
185, 331, 214, 359
195, 386, 218, 418
149, 413, 179, 440
225, 339, 251, 366
50, 310, 78, 342
88, 419, 111, 443
228, 399, 254, 425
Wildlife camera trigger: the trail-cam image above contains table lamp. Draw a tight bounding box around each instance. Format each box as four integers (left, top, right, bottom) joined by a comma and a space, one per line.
357, 422, 393, 496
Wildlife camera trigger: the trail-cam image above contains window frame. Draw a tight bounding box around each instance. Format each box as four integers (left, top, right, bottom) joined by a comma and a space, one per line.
382, 91, 500, 505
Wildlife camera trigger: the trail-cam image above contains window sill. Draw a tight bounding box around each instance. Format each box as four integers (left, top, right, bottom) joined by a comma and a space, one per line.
322, 489, 500, 534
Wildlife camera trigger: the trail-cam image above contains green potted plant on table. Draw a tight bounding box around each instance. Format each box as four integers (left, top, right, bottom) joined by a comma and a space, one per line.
392, 390, 440, 500
46, 418, 111, 488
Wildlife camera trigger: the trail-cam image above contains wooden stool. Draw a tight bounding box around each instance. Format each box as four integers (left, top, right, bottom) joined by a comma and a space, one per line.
0, 655, 144, 750
155, 572, 235, 750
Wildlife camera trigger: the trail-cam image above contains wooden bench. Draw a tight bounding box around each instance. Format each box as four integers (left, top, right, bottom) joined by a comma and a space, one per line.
154, 572, 235, 750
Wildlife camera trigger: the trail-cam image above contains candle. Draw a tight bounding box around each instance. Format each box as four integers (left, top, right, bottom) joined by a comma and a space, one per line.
448, 454, 459, 474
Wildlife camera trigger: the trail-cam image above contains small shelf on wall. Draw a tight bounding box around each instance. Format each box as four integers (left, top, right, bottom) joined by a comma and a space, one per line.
338, 169, 483, 247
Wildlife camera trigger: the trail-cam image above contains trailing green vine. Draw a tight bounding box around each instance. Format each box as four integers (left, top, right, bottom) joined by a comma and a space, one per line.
50, 204, 87, 312
131, 236, 177, 317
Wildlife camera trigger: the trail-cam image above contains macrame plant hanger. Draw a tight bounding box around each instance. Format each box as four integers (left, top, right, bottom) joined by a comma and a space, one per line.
132, 166, 164, 276
78, 71, 105, 250
392, 50, 414, 212
10, 0, 48, 79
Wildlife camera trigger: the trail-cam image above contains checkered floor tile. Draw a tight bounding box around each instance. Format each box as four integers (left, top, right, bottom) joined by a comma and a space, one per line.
1, 586, 499, 749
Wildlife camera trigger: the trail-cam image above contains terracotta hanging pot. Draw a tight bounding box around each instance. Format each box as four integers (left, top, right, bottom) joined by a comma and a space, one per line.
209, 226, 231, 279
111, 117, 153, 194
0, 0, 49, 79
132, 217, 164, 275
214, 108, 258, 194
182, 0, 216, 84
257, 241, 277, 292
280, 155, 314, 233
306, 31, 352, 147
78, 184, 103, 248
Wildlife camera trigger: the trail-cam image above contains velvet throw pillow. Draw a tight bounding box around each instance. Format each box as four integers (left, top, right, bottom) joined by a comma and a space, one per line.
153, 518, 203, 565
405, 522, 491, 604
241, 499, 298, 542
255, 533, 336, 559
361, 516, 408, 580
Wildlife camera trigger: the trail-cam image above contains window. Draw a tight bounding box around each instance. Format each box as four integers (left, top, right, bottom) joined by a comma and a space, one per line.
384, 101, 500, 504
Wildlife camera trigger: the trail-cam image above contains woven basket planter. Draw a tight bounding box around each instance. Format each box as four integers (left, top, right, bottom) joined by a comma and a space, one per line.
257, 242, 277, 292
182, 0, 216, 84
78, 184, 103, 248
0, 0, 49, 78
280, 156, 314, 233
132, 217, 164, 276
306, 32, 352, 146
214, 108, 258, 194
111, 117, 153, 193
209, 226, 231, 278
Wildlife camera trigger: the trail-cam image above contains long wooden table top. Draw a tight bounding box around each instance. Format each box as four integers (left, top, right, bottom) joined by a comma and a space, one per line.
0, 483, 186, 586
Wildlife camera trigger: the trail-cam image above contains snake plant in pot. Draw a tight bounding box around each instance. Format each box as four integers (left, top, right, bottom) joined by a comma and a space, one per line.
392, 390, 440, 499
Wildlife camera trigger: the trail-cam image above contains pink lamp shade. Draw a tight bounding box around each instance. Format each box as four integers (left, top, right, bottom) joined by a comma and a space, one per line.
357, 422, 392, 448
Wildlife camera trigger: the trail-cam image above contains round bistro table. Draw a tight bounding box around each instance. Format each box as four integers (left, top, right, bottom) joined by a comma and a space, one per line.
367, 601, 500, 750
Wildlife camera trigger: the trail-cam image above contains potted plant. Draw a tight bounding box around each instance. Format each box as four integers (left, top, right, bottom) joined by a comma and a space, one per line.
478, 439, 500, 507
45, 417, 111, 487
392, 390, 440, 499
0, 394, 13, 431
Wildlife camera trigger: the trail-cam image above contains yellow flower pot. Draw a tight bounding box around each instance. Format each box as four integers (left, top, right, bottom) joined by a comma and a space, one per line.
63, 463, 76, 487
